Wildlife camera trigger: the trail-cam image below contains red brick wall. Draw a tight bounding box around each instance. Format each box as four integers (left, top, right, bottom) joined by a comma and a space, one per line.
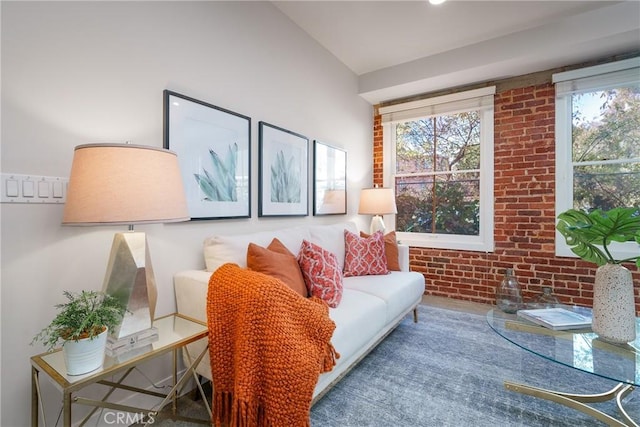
373, 114, 384, 184
373, 82, 640, 311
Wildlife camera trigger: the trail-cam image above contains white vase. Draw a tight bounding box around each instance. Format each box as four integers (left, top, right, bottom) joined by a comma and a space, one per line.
62, 327, 108, 375
592, 264, 636, 344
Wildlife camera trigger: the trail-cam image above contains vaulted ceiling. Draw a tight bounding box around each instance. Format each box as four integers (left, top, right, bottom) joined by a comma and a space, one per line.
273, 1, 640, 104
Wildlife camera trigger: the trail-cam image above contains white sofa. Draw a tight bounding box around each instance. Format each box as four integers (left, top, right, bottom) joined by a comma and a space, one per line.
173, 221, 425, 401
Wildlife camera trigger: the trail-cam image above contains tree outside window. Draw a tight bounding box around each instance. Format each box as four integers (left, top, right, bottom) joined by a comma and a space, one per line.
571, 86, 640, 211
553, 58, 639, 260
382, 86, 494, 252
394, 112, 481, 235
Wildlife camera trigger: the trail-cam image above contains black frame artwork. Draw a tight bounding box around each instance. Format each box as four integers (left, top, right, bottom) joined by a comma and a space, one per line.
258, 121, 309, 217
313, 140, 347, 216
163, 90, 251, 220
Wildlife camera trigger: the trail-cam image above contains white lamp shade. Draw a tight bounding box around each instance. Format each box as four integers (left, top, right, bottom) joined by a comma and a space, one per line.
358, 187, 398, 215
63, 144, 190, 225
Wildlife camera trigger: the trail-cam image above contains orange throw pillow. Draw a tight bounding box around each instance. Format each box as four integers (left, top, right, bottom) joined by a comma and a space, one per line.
247, 239, 308, 297
360, 230, 401, 271
267, 238, 296, 258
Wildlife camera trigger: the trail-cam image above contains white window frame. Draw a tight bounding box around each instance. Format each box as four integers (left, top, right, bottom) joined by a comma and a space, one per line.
381, 87, 495, 252
554, 57, 640, 259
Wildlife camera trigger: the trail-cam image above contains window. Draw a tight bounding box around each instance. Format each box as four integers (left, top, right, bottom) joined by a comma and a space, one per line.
554, 57, 640, 258
381, 87, 495, 251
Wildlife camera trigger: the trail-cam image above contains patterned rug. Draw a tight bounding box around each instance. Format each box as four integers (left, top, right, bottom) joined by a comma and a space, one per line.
154, 304, 640, 426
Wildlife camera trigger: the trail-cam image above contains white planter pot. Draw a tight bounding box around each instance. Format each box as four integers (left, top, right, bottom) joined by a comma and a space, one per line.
592, 264, 636, 344
62, 327, 108, 375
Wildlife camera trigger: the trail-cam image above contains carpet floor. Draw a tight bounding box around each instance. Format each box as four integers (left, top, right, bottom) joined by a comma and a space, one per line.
152, 304, 640, 426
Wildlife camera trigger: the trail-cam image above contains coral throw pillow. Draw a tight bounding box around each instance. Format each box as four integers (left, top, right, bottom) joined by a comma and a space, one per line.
247, 239, 308, 298
344, 230, 389, 277
360, 230, 401, 271
297, 240, 343, 308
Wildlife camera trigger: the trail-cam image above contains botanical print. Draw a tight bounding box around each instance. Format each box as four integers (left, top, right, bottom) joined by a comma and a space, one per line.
270, 149, 301, 203
259, 121, 308, 217
195, 143, 238, 202
164, 90, 251, 220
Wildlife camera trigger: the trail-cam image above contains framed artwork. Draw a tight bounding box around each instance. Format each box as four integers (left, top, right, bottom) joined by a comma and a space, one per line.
258, 121, 309, 217
313, 141, 347, 215
163, 90, 251, 220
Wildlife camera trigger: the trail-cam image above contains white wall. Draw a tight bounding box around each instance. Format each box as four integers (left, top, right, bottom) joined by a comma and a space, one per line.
0, 2, 372, 425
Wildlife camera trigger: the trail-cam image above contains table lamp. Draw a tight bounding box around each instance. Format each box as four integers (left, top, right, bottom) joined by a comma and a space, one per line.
358, 186, 398, 234
63, 143, 189, 347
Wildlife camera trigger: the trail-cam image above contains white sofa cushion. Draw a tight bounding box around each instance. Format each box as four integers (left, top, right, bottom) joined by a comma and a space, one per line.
343, 271, 426, 324
326, 288, 386, 370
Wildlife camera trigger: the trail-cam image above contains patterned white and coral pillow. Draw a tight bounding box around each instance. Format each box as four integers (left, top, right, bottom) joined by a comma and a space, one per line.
297, 239, 343, 308
343, 229, 389, 277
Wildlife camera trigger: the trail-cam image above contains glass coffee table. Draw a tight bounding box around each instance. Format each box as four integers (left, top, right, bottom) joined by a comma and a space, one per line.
487, 307, 639, 427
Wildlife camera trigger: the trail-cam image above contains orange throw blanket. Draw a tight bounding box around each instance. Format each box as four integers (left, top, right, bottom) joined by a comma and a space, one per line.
207, 263, 339, 427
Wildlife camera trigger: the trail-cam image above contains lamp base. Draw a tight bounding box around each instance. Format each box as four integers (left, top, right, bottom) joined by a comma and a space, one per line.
105, 326, 159, 357
370, 215, 386, 235
102, 232, 157, 340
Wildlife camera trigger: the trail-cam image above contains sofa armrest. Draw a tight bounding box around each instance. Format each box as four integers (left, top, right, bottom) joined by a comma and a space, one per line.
398, 244, 410, 272
174, 270, 212, 323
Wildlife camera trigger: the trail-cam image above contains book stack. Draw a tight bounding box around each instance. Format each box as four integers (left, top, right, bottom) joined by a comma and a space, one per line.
516, 307, 592, 331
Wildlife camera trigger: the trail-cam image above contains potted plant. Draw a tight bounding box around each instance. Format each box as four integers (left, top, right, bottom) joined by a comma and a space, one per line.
32, 290, 126, 375
557, 207, 640, 343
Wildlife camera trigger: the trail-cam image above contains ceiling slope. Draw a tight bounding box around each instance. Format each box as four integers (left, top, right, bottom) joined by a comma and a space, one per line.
274, 1, 640, 104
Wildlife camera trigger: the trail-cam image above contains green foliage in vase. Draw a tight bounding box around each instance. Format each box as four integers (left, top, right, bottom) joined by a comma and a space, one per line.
270, 150, 301, 203
194, 143, 238, 202
31, 290, 126, 351
556, 207, 640, 267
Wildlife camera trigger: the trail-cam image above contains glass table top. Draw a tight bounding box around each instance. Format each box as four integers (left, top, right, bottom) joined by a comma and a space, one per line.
487, 308, 640, 387
31, 314, 207, 390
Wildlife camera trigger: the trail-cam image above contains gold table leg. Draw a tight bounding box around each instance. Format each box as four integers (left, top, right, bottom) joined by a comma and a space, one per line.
63, 391, 72, 427
144, 344, 211, 426
31, 367, 40, 427
505, 381, 637, 427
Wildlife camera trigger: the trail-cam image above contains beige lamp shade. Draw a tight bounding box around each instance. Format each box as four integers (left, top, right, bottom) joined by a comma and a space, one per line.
62, 143, 189, 345
63, 144, 190, 225
358, 187, 398, 216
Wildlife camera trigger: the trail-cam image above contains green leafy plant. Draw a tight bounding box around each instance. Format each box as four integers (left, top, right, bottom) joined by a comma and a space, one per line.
556, 207, 640, 267
194, 143, 238, 202
32, 290, 126, 351
270, 150, 301, 203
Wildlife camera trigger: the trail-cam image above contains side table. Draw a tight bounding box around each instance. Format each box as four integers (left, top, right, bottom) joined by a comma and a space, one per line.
31, 313, 210, 427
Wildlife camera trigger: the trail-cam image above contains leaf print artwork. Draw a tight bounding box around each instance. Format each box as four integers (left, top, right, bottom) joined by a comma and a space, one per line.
194, 143, 238, 202
270, 150, 301, 203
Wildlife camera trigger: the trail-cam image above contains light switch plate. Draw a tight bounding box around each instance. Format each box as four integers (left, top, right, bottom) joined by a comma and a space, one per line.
1, 173, 68, 204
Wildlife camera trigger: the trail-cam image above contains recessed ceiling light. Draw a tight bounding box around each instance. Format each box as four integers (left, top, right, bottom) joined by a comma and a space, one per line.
429, 0, 446, 5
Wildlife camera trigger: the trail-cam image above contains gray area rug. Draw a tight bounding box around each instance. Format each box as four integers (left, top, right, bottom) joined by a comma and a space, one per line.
153, 304, 640, 426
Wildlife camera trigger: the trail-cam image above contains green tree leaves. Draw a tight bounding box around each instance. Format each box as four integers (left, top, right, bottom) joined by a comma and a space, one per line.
572, 87, 640, 210
395, 111, 481, 234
